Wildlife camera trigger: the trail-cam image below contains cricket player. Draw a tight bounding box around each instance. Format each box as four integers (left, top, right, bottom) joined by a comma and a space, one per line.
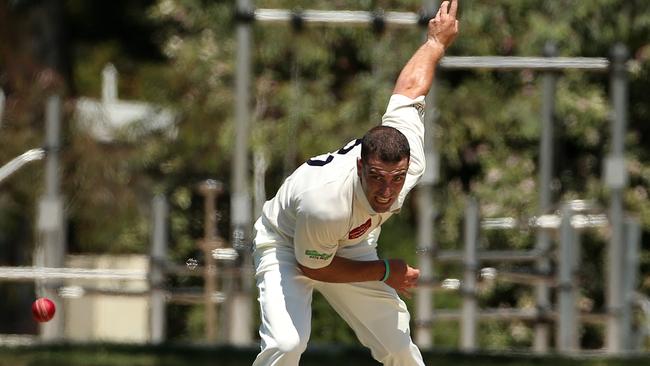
252, 1, 459, 364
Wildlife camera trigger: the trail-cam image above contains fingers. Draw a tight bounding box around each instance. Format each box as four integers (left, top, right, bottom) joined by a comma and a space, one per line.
449, 0, 458, 18
439, 1, 449, 16
433, 8, 441, 23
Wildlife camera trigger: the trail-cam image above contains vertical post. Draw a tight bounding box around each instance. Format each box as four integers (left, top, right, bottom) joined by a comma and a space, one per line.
622, 217, 641, 350
198, 180, 224, 343
605, 43, 629, 354
534, 41, 557, 353
150, 195, 168, 344
557, 204, 578, 353
415, 78, 439, 349
35, 95, 66, 341
253, 151, 268, 220
102, 63, 118, 103
370, 10, 386, 124
415, 184, 435, 348
283, 24, 301, 178
415, 3, 438, 348
232, 0, 255, 345
461, 198, 478, 351
233, 0, 253, 247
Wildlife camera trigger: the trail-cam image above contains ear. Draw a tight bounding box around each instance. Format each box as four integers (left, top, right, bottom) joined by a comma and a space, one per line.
356, 157, 363, 178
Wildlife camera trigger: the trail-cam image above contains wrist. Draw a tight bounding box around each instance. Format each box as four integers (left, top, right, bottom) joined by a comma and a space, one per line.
424, 39, 446, 56
380, 259, 390, 282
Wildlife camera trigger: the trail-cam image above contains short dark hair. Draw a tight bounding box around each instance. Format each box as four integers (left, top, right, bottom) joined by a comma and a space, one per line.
360, 126, 410, 163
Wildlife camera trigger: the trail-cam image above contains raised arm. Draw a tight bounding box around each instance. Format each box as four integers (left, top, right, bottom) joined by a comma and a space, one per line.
393, 0, 459, 98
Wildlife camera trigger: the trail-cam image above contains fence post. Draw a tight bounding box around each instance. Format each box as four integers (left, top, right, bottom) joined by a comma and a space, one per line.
557, 203, 578, 353
150, 194, 168, 344
461, 198, 479, 351
415, 59, 440, 349
35, 95, 66, 341
605, 43, 629, 353
534, 41, 557, 353
622, 217, 641, 350
198, 179, 224, 342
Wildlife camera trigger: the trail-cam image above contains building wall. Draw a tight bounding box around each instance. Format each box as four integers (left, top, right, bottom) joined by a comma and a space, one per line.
63, 255, 150, 343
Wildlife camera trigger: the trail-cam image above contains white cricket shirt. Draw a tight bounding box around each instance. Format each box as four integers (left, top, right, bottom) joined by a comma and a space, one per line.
254, 94, 426, 270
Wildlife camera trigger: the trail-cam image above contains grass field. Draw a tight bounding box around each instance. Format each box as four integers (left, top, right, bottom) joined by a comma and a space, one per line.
1, 343, 650, 366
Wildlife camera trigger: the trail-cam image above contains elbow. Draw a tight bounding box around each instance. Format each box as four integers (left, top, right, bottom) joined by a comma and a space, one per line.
298, 263, 327, 281
393, 74, 432, 99
393, 83, 427, 99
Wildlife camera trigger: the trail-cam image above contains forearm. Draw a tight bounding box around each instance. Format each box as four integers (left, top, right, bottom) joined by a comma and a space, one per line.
298, 256, 385, 283
393, 0, 459, 98
392, 40, 445, 99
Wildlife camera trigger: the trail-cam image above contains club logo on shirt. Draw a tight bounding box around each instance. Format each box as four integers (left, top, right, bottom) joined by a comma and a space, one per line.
413, 102, 425, 119
305, 250, 333, 260
348, 218, 372, 239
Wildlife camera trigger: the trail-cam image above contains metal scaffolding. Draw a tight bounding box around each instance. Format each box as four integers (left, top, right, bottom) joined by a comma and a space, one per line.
233, 3, 635, 354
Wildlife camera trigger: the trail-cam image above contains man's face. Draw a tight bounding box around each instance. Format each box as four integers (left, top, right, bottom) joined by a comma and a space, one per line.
357, 154, 409, 213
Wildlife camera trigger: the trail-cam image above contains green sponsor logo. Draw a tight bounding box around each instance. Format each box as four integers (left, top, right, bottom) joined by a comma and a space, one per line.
305, 250, 333, 260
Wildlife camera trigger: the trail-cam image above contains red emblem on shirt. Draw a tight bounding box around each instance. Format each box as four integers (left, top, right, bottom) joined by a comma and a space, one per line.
348, 218, 372, 239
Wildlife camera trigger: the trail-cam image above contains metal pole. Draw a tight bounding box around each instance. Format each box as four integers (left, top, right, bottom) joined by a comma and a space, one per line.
438, 56, 609, 71
557, 204, 578, 353
415, 48, 439, 348
198, 180, 224, 342
253, 150, 268, 219
415, 186, 434, 348
35, 95, 66, 341
534, 41, 557, 353
605, 43, 629, 354
233, 0, 253, 242
150, 195, 168, 344
622, 217, 641, 350
283, 49, 302, 178
461, 198, 478, 351
231, 0, 255, 346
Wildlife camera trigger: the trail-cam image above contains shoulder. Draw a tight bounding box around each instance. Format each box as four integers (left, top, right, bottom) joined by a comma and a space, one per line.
298, 176, 353, 223
385, 94, 426, 118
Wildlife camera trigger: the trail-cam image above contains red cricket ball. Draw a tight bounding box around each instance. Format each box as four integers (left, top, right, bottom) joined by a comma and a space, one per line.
32, 297, 56, 322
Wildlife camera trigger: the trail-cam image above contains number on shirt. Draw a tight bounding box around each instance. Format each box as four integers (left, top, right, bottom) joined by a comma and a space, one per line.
306, 139, 362, 167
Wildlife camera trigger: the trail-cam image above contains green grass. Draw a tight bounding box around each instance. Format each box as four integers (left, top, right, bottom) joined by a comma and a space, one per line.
0, 343, 649, 366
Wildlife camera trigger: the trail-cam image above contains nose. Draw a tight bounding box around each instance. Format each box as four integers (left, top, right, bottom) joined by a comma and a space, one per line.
379, 184, 392, 197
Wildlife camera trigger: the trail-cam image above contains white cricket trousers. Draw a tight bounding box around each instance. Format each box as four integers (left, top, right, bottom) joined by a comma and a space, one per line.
252, 247, 425, 366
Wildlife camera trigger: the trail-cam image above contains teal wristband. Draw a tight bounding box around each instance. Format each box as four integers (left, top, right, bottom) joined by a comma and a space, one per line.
381, 259, 390, 282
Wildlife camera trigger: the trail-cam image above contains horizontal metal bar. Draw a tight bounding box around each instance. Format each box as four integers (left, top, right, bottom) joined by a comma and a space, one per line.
0, 334, 36, 346
425, 309, 607, 323
496, 271, 556, 285
436, 250, 545, 262
449, 56, 603, 69
167, 291, 227, 305
0, 266, 147, 281
255, 8, 421, 26
434, 308, 539, 321
481, 213, 609, 230
162, 263, 253, 277
439, 56, 610, 71
58, 286, 149, 298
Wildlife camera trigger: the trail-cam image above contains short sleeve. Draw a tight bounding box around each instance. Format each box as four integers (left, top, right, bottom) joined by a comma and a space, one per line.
293, 209, 341, 269
381, 94, 426, 180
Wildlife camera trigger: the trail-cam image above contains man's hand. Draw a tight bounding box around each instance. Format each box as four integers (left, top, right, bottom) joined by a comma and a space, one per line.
384, 259, 420, 299
428, 0, 459, 50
